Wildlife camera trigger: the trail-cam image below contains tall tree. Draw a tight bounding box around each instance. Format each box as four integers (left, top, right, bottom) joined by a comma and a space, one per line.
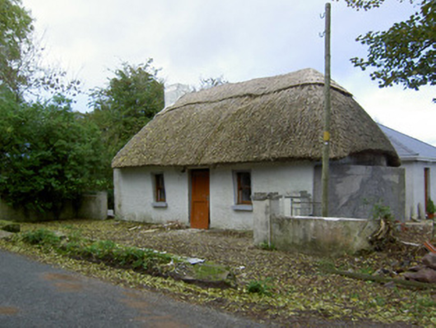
88, 60, 164, 196
339, 0, 435, 100
0, 0, 81, 101
0, 0, 33, 98
89, 60, 164, 156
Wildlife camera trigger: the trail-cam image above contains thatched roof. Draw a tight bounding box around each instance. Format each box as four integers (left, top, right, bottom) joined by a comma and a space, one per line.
112, 68, 400, 168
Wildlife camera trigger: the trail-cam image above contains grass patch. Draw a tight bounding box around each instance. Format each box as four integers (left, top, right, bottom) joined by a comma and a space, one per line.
18, 229, 172, 275
15, 228, 233, 288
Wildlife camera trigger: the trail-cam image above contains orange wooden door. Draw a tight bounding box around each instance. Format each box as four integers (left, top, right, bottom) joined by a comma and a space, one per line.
191, 170, 210, 229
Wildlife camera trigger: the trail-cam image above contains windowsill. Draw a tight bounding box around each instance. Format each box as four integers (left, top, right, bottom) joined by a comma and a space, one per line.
152, 202, 168, 208
232, 204, 253, 212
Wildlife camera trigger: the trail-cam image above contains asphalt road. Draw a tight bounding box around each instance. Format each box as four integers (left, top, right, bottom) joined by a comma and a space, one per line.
0, 250, 266, 328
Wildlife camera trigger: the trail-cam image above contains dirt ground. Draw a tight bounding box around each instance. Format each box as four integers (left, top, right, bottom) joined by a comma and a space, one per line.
7, 219, 436, 327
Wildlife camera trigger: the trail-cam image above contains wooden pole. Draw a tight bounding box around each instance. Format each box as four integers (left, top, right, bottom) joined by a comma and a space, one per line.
321, 2, 331, 217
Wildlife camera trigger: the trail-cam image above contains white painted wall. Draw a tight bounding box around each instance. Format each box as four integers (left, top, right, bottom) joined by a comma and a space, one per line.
403, 161, 436, 219
114, 161, 315, 230
209, 162, 314, 230
209, 165, 252, 230
114, 167, 189, 224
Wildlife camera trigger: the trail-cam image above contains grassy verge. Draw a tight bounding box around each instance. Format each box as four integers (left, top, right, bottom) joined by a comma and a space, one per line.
16, 228, 234, 288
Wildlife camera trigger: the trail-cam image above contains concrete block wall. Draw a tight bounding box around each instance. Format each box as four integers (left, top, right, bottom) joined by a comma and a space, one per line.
271, 216, 379, 256
252, 193, 380, 255
314, 164, 405, 221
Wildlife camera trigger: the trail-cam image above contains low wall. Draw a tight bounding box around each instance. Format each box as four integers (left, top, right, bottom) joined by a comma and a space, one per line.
270, 216, 380, 256
77, 192, 108, 220
253, 192, 381, 255
0, 191, 108, 222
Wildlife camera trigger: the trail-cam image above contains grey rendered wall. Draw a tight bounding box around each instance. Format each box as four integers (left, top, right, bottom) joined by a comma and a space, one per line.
271, 216, 380, 255
314, 165, 405, 221
0, 192, 108, 222
77, 192, 108, 220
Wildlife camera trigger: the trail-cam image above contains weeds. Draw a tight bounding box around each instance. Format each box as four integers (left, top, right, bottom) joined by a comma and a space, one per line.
20, 229, 171, 274
259, 242, 276, 251
316, 258, 335, 272
21, 229, 60, 246
246, 279, 273, 296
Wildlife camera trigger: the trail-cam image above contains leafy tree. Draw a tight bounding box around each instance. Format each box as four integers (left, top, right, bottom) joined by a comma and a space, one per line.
89, 60, 164, 158
88, 60, 164, 196
0, 0, 81, 101
0, 0, 33, 97
338, 0, 435, 100
0, 91, 106, 214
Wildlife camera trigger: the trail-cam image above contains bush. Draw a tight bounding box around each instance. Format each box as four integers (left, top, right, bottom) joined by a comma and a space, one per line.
0, 95, 106, 214
427, 199, 435, 214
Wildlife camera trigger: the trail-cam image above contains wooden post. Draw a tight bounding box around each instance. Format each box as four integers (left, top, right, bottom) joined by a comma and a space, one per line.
321, 2, 331, 217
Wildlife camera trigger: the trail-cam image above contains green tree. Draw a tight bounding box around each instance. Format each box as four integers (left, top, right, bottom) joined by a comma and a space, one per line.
88, 60, 164, 199
0, 91, 106, 214
0, 0, 81, 101
89, 60, 164, 158
339, 0, 435, 99
0, 0, 33, 97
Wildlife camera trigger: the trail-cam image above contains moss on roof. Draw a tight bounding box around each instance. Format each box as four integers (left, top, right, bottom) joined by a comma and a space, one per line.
112, 68, 400, 168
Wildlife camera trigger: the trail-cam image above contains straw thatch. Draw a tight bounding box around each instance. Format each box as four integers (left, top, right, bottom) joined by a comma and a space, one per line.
112, 68, 400, 168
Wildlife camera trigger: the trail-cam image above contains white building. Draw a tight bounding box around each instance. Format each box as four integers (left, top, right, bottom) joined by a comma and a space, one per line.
113, 69, 404, 229
379, 124, 436, 220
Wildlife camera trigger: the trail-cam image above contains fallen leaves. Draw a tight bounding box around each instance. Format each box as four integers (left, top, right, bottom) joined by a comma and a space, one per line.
1, 219, 435, 327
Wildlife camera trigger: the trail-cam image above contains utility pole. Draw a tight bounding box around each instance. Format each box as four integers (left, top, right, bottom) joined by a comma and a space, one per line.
321, 2, 331, 217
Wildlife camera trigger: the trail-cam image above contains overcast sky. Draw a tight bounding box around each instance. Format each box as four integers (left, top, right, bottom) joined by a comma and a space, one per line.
22, 0, 435, 145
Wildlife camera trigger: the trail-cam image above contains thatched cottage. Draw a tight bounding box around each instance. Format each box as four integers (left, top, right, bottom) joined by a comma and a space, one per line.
112, 68, 405, 229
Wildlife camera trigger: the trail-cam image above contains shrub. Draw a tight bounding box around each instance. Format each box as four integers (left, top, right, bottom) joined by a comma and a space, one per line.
0, 95, 106, 214
426, 198, 435, 214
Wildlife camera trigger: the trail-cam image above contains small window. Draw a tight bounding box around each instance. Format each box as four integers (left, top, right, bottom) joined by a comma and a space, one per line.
236, 172, 252, 205
154, 174, 166, 202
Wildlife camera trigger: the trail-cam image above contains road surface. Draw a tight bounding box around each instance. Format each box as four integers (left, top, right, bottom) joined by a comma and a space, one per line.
0, 250, 266, 328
